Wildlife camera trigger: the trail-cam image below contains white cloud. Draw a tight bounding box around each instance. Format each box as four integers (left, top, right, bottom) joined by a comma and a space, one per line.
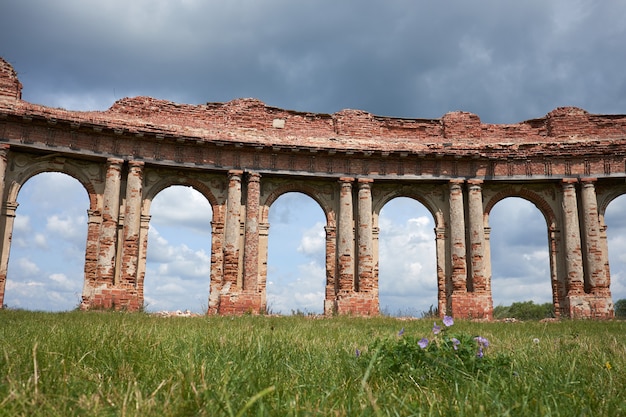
15, 257, 41, 276
297, 222, 325, 257
46, 214, 85, 241
33, 233, 48, 249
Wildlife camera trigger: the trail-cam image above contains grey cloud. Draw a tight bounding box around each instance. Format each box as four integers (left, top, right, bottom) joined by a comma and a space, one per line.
2, 1, 624, 121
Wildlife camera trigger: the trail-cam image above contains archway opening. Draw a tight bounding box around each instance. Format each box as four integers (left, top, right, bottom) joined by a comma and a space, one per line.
489, 197, 551, 313
145, 185, 212, 314
604, 194, 626, 306
5, 172, 88, 311
266, 192, 325, 315
378, 197, 436, 317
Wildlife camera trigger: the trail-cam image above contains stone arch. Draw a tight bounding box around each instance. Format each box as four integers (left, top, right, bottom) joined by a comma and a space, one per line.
142, 175, 220, 215
372, 189, 443, 229
7, 159, 98, 211
485, 187, 556, 230
260, 182, 334, 227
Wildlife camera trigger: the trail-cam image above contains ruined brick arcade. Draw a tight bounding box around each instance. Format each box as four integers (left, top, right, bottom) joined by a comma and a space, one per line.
0, 57, 623, 319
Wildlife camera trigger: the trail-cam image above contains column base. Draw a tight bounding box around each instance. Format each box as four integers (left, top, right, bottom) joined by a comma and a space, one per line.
334, 292, 379, 316
214, 291, 264, 315
564, 293, 614, 319
448, 292, 492, 320
82, 287, 142, 311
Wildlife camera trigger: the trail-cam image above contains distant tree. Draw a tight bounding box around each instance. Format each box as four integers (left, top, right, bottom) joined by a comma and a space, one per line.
494, 301, 554, 320
615, 299, 626, 319
492, 305, 511, 319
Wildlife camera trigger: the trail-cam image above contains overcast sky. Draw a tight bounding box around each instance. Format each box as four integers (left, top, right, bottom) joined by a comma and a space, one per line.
1, 0, 625, 314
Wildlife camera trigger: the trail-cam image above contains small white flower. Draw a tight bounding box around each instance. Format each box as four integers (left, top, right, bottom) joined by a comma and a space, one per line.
533, 338, 540, 344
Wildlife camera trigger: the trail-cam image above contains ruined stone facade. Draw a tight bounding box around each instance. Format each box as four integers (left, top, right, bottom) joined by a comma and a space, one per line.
0, 57, 624, 319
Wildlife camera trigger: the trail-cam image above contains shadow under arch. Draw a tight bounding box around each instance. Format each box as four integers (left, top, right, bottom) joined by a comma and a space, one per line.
377, 196, 438, 317
265, 191, 326, 315
5, 172, 89, 311
143, 184, 213, 313
488, 196, 552, 310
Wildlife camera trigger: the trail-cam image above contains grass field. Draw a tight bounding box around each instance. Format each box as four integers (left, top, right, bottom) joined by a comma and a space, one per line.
0, 310, 624, 416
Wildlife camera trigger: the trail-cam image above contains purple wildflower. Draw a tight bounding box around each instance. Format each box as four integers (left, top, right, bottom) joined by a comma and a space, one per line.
477, 347, 484, 358
355, 348, 361, 358
418, 338, 429, 349
432, 322, 441, 335
451, 337, 460, 351
397, 327, 405, 337
474, 336, 489, 348
443, 315, 454, 327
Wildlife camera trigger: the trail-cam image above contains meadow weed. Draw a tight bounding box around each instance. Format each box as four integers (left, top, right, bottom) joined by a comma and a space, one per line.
0, 310, 624, 416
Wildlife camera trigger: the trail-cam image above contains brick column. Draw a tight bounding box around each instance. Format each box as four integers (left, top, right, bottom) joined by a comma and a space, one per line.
467, 180, 487, 292
96, 158, 123, 284
357, 178, 374, 293
207, 216, 225, 314
580, 178, 607, 291
580, 178, 612, 318
243, 172, 261, 291
0, 145, 10, 308
561, 179, 584, 295
120, 161, 144, 291
548, 225, 564, 316
324, 225, 337, 315
136, 213, 151, 304
435, 225, 447, 315
0, 145, 8, 212
224, 170, 243, 288
449, 179, 467, 292
337, 178, 355, 294
0, 202, 16, 308
484, 226, 492, 293
82, 209, 102, 287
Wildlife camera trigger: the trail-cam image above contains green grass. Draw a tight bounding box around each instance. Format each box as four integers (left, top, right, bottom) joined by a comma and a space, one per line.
0, 310, 624, 416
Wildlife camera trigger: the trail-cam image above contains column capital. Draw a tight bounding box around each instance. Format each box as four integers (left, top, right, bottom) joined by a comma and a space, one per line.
228, 170, 243, 181
128, 160, 144, 168
580, 177, 597, 185
106, 158, 124, 166
246, 171, 261, 182
561, 177, 578, 185
467, 179, 483, 186
357, 178, 374, 184
339, 177, 355, 183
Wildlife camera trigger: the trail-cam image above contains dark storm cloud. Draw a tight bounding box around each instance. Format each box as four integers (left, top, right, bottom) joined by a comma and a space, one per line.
1, 0, 624, 122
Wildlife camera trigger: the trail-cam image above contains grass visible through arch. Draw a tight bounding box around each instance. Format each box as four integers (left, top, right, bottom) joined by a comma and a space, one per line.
0, 310, 624, 416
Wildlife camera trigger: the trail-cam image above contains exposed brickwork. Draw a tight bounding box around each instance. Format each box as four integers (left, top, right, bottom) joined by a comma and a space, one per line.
0, 57, 621, 319
0, 58, 22, 100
